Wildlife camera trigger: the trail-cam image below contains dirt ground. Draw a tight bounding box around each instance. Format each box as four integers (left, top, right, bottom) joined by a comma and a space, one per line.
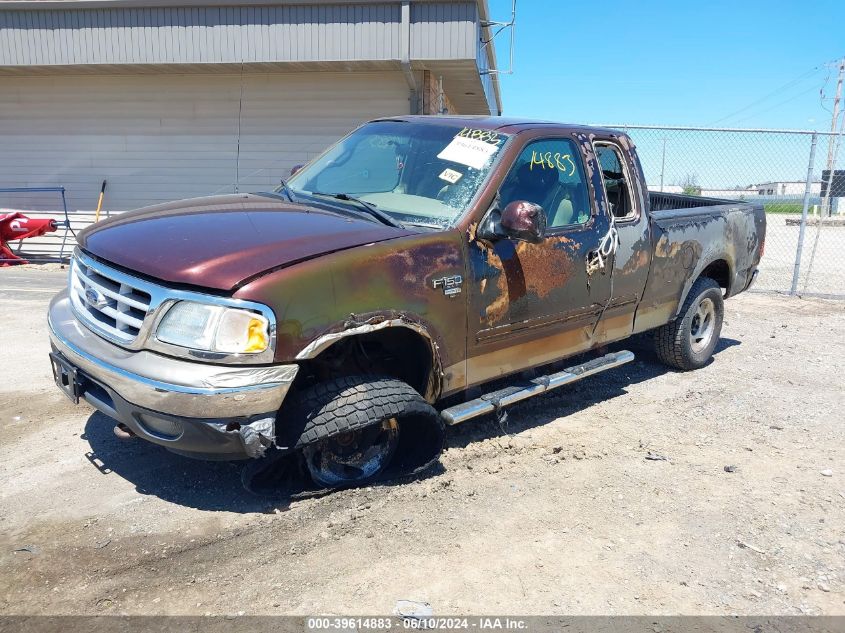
0, 272, 843, 616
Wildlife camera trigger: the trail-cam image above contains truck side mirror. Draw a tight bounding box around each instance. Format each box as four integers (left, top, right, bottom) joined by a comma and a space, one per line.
501, 200, 547, 243
479, 200, 546, 244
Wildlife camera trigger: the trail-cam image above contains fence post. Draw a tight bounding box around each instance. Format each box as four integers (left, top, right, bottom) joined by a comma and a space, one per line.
790, 132, 818, 295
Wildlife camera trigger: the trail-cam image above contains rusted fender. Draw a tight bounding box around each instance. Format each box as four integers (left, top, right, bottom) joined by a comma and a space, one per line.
642, 203, 764, 323
233, 230, 469, 401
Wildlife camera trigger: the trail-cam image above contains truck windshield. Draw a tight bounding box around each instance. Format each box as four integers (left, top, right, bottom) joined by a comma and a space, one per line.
285, 120, 509, 228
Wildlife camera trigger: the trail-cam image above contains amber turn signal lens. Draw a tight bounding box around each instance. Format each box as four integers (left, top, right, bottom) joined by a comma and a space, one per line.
244, 318, 269, 353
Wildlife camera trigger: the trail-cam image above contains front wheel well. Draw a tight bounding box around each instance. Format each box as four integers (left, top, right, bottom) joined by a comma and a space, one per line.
293, 328, 437, 401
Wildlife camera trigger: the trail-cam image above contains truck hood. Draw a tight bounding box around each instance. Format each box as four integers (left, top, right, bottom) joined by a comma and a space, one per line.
78, 194, 414, 291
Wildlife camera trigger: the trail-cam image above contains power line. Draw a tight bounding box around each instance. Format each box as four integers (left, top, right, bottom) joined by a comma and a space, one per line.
707, 65, 824, 126
819, 65, 834, 114
730, 84, 820, 125
708, 66, 822, 125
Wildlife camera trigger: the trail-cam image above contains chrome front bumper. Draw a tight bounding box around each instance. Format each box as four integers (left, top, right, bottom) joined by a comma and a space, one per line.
48, 291, 298, 459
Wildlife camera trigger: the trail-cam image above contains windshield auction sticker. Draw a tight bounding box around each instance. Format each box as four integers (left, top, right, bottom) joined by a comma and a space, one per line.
437, 136, 500, 170
438, 168, 464, 184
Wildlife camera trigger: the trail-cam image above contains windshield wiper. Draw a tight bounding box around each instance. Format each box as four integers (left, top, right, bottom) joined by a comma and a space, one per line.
261, 179, 297, 203
275, 178, 297, 202
310, 192, 402, 228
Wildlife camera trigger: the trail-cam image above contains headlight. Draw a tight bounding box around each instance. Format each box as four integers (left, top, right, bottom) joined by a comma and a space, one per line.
156, 301, 271, 354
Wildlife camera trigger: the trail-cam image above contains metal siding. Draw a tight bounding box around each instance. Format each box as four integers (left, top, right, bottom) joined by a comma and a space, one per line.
21, 9, 32, 63
0, 71, 410, 212
1, 12, 15, 63
476, 21, 496, 115
15, 10, 28, 63
0, 5, 403, 65
410, 1, 475, 59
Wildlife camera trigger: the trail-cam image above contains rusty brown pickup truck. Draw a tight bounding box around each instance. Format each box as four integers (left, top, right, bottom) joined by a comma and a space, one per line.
48, 116, 765, 492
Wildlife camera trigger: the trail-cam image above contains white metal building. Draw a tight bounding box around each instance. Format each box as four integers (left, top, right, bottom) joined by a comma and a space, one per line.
753, 181, 821, 196
0, 0, 503, 213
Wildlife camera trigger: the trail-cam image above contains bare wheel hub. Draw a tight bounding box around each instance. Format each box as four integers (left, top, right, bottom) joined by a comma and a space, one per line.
690, 297, 716, 353
302, 418, 400, 488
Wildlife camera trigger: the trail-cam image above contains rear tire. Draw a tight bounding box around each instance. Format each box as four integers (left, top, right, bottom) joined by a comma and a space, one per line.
282, 376, 444, 488
654, 277, 724, 370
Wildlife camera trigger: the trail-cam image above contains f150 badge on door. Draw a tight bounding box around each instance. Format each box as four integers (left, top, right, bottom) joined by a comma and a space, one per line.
432, 274, 463, 297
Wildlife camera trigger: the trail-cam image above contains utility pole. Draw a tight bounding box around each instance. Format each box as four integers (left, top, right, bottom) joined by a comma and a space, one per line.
823, 59, 844, 216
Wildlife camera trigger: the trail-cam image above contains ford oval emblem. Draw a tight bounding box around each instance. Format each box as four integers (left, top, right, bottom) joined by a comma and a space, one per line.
85, 287, 106, 308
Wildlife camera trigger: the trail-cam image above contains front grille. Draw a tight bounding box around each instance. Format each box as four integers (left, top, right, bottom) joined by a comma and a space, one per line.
69, 254, 152, 344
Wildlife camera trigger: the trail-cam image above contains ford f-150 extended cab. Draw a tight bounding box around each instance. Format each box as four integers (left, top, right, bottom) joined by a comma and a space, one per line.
48, 116, 765, 491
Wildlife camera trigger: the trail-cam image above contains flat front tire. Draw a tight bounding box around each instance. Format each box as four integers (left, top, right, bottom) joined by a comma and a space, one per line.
283, 376, 444, 489
654, 277, 724, 371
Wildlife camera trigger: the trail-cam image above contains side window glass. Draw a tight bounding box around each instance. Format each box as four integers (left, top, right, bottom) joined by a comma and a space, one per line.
596, 144, 635, 219
499, 138, 591, 228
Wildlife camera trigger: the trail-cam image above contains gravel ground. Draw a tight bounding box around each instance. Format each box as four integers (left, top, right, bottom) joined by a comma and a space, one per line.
0, 274, 842, 616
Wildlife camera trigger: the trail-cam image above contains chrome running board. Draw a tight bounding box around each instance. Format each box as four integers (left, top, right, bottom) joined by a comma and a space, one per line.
440, 350, 635, 426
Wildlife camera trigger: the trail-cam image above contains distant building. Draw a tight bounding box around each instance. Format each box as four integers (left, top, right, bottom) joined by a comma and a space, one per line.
753, 181, 821, 196
701, 183, 823, 199
699, 187, 756, 199
648, 182, 823, 200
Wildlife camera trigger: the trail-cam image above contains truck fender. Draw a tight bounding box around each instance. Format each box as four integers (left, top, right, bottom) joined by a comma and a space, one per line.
674, 253, 734, 318
294, 314, 443, 402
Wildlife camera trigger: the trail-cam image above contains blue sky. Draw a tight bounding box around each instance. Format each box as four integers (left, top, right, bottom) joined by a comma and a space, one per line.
489, 0, 845, 131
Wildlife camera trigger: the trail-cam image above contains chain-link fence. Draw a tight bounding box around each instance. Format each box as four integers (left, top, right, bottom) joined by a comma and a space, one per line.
605, 125, 845, 298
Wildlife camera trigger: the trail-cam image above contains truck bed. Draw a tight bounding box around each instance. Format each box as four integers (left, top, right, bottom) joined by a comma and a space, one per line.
648, 191, 743, 213
633, 191, 766, 333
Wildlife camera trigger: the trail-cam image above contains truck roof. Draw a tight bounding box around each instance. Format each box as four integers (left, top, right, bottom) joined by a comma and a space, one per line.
374, 115, 624, 137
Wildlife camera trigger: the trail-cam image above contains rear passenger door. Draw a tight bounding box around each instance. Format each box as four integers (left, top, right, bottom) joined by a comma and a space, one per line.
465, 134, 614, 385
591, 138, 652, 344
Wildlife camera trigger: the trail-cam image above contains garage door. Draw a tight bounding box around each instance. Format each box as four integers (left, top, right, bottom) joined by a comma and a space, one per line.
0, 70, 410, 213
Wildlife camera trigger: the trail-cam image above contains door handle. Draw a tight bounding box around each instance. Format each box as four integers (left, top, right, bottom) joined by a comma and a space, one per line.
586, 249, 604, 276
586, 226, 620, 276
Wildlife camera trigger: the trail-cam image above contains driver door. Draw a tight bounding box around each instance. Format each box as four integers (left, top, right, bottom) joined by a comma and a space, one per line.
465, 135, 613, 386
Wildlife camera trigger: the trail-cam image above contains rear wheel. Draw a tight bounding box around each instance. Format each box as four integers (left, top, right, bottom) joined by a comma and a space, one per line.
654, 277, 724, 370
284, 376, 444, 489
